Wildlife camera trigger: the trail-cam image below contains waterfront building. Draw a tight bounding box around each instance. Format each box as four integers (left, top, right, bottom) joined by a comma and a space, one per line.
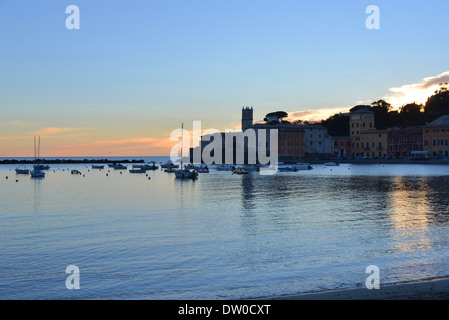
243, 107, 305, 163
388, 126, 423, 158
423, 115, 449, 158
190, 107, 305, 164
331, 136, 352, 158
350, 109, 388, 158
301, 125, 333, 159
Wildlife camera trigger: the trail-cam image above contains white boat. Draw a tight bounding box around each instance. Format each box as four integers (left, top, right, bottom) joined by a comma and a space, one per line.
33, 164, 50, 170
173, 123, 199, 180
324, 162, 339, 166
15, 166, 30, 174
216, 164, 235, 171
160, 161, 179, 169
174, 168, 199, 179
30, 136, 46, 178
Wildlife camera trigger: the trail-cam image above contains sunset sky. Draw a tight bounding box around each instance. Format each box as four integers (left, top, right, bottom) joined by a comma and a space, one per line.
1, 0, 449, 157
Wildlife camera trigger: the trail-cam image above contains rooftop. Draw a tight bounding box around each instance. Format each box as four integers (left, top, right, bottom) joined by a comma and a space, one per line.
425, 115, 449, 127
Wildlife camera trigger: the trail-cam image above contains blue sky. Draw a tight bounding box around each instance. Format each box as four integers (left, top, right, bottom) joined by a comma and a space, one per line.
1, 0, 448, 156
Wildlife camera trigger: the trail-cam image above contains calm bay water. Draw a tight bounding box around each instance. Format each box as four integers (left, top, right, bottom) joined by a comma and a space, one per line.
2, 158, 449, 299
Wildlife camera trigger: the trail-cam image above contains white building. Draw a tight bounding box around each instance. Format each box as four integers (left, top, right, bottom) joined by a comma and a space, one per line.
301, 124, 333, 157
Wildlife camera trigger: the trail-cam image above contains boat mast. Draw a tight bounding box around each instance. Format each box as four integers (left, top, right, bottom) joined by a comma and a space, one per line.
181, 122, 183, 169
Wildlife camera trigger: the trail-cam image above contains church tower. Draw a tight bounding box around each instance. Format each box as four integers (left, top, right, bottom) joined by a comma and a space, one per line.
241, 106, 253, 131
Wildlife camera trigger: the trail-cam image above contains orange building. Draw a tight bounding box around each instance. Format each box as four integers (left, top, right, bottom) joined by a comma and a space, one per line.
423, 115, 449, 158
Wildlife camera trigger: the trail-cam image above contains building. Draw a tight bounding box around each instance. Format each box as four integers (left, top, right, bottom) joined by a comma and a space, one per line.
388, 126, 423, 158
423, 115, 449, 157
247, 108, 305, 163
331, 136, 352, 158
350, 109, 388, 158
302, 125, 333, 159
191, 107, 305, 164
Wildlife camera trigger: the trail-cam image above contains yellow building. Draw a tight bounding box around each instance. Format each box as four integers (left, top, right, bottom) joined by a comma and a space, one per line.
350, 109, 388, 158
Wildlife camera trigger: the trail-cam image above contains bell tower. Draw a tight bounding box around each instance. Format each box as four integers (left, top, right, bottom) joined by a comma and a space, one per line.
241, 106, 253, 131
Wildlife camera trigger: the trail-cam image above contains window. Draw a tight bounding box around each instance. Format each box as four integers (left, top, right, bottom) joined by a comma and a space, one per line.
424, 140, 429, 146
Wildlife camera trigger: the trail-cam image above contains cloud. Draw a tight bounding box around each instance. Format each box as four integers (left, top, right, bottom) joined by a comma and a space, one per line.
383, 71, 449, 109
32, 127, 91, 135
286, 107, 350, 122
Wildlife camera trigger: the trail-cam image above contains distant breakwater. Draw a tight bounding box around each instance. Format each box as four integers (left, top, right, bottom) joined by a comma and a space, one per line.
0, 159, 145, 164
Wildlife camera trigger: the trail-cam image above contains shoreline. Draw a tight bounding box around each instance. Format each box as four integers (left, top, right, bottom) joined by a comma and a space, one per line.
262, 277, 449, 300
1, 158, 449, 165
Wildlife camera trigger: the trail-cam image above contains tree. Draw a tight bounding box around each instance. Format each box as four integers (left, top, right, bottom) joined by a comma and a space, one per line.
263, 111, 289, 123
424, 86, 449, 122
320, 113, 350, 136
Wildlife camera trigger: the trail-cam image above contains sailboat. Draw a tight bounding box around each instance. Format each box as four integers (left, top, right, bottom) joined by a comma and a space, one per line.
30, 136, 45, 178
174, 123, 198, 180
32, 136, 50, 170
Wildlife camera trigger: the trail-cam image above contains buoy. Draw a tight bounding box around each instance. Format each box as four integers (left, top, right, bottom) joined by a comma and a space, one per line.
106, 174, 108, 176
148, 177, 151, 180
6, 176, 8, 179
16, 180, 18, 182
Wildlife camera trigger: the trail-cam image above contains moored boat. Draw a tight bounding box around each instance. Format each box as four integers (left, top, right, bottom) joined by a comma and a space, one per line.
232, 167, 248, 174
30, 170, 45, 178
15, 166, 30, 174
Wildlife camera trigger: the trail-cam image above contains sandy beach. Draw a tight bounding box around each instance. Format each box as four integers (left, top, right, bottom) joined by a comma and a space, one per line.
264, 277, 449, 300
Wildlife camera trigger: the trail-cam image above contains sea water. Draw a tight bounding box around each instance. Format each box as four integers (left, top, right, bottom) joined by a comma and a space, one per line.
1, 159, 449, 299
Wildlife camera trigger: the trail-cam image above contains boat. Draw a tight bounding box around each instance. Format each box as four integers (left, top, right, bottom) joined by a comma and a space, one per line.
324, 162, 339, 166
111, 164, 127, 169
197, 165, 209, 173
295, 163, 313, 170
30, 170, 45, 178
129, 168, 146, 173
142, 162, 158, 170
232, 167, 248, 174
15, 166, 30, 174
174, 168, 198, 179
173, 123, 199, 180
91, 165, 104, 169
30, 136, 45, 178
71, 170, 81, 175
278, 166, 298, 172
216, 164, 235, 171
160, 161, 179, 169
164, 166, 175, 173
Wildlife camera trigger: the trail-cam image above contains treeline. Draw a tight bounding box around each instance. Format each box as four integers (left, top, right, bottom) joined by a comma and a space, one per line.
320, 84, 449, 136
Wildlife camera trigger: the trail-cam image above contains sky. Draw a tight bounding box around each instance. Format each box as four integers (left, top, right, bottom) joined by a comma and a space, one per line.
1, 0, 449, 157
